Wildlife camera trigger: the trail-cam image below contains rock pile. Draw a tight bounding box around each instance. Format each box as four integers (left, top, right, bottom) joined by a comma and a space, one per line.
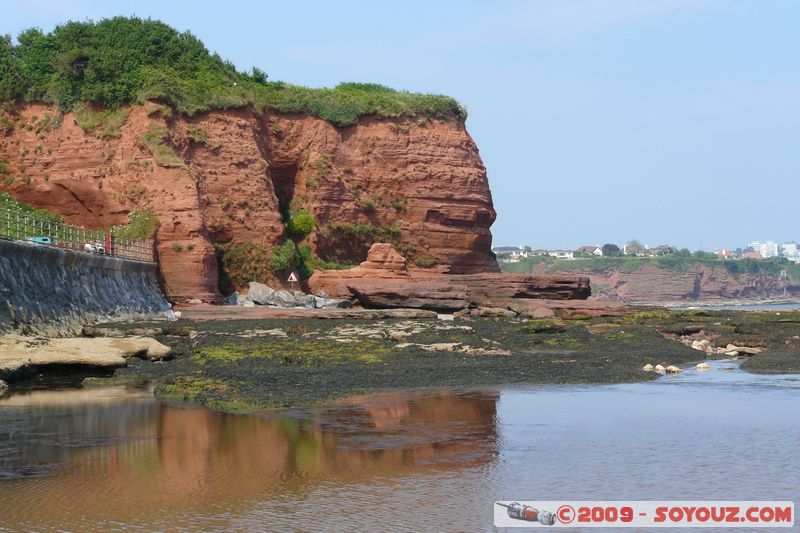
224, 282, 350, 309
681, 337, 765, 357
642, 363, 683, 374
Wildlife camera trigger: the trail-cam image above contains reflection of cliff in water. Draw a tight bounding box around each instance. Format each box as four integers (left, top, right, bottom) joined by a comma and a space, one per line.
0, 387, 498, 527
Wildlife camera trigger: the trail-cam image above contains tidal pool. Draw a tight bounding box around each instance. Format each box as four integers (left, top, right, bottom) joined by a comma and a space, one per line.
1, 360, 798, 532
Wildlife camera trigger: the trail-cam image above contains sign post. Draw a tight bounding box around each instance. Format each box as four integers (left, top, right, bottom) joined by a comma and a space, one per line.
287, 271, 299, 291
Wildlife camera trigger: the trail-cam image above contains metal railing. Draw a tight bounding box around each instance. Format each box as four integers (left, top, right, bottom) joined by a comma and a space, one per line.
0, 206, 155, 263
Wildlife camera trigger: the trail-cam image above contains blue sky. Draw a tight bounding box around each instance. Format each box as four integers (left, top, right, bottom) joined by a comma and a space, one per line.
4, 0, 799, 250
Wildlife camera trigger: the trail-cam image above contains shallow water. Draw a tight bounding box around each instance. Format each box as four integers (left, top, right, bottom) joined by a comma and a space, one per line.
1, 361, 798, 532
680, 302, 800, 311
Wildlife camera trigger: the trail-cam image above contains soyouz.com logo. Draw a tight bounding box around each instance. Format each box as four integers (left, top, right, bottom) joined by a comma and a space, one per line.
493, 501, 794, 528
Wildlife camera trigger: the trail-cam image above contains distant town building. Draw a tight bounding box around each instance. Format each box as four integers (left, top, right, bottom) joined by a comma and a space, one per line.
575, 245, 603, 256
780, 242, 800, 263
547, 250, 574, 260
748, 241, 780, 258
742, 251, 764, 260
492, 246, 527, 263
716, 248, 734, 259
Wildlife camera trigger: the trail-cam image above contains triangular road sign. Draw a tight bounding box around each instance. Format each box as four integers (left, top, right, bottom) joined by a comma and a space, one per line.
287, 271, 299, 283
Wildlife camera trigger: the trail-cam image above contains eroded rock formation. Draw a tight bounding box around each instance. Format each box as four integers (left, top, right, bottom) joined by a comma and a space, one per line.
0, 104, 497, 301
309, 243, 592, 311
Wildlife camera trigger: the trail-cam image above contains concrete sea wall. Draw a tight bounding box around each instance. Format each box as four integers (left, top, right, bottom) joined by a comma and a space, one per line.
0, 240, 171, 335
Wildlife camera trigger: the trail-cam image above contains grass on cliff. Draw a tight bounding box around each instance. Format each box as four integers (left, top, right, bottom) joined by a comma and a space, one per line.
137, 124, 185, 167
114, 209, 160, 240
73, 103, 130, 139
502, 255, 800, 283
0, 192, 63, 222
0, 17, 465, 126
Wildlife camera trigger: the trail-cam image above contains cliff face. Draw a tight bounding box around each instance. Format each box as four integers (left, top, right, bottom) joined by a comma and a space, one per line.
529, 262, 800, 303
0, 103, 497, 301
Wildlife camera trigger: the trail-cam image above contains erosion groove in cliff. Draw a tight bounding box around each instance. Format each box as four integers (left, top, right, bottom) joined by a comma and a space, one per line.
0, 103, 497, 302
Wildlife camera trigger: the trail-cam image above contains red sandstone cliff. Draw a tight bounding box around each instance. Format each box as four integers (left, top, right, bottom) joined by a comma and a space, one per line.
0, 103, 497, 301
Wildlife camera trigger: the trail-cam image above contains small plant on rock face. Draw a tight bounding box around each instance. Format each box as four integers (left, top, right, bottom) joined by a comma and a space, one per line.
187, 125, 208, 144
312, 153, 332, 180
172, 242, 184, 252
390, 197, 407, 211
414, 256, 437, 267
359, 196, 377, 212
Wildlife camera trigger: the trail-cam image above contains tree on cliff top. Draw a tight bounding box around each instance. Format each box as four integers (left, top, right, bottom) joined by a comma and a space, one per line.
0, 17, 465, 125
601, 243, 621, 257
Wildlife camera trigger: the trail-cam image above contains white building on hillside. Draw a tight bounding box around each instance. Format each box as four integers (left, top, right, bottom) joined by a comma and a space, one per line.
780, 242, 800, 263
748, 241, 780, 259
547, 250, 575, 260
492, 246, 527, 263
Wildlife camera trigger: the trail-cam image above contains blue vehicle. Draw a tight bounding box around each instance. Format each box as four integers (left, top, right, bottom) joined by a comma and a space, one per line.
26, 236, 53, 245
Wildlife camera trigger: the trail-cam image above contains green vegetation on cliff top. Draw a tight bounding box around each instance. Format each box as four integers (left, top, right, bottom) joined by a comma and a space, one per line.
0, 17, 465, 125
501, 254, 800, 282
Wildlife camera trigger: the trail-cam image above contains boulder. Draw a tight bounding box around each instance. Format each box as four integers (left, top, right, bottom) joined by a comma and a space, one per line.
0, 380, 7, 395
313, 296, 351, 309
272, 290, 298, 307
295, 293, 317, 309
248, 282, 276, 305
531, 307, 556, 319
347, 279, 470, 311
725, 344, 764, 355
223, 292, 239, 305
122, 336, 173, 361
696, 362, 711, 371
477, 307, 518, 318
665, 365, 683, 374
0, 334, 172, 380
642, 364, 654, 372
358, 243, 410, 274
508, 299, 630, 318
654, 364, 666, 374
389, 331, 411, 342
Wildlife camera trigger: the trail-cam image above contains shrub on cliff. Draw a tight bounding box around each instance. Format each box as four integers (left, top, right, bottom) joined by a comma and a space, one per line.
285, 209, 316, 238
217, 241, 272, 290
0, 17, 465, 125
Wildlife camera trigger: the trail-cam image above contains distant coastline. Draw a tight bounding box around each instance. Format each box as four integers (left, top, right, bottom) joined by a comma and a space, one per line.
500, 256, 800, 303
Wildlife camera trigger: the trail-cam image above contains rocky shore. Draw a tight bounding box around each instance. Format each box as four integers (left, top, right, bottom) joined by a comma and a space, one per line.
2, 307, 794, 410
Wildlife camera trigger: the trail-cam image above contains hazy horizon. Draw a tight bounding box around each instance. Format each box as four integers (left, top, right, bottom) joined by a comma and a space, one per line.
4, 0, 798, 251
